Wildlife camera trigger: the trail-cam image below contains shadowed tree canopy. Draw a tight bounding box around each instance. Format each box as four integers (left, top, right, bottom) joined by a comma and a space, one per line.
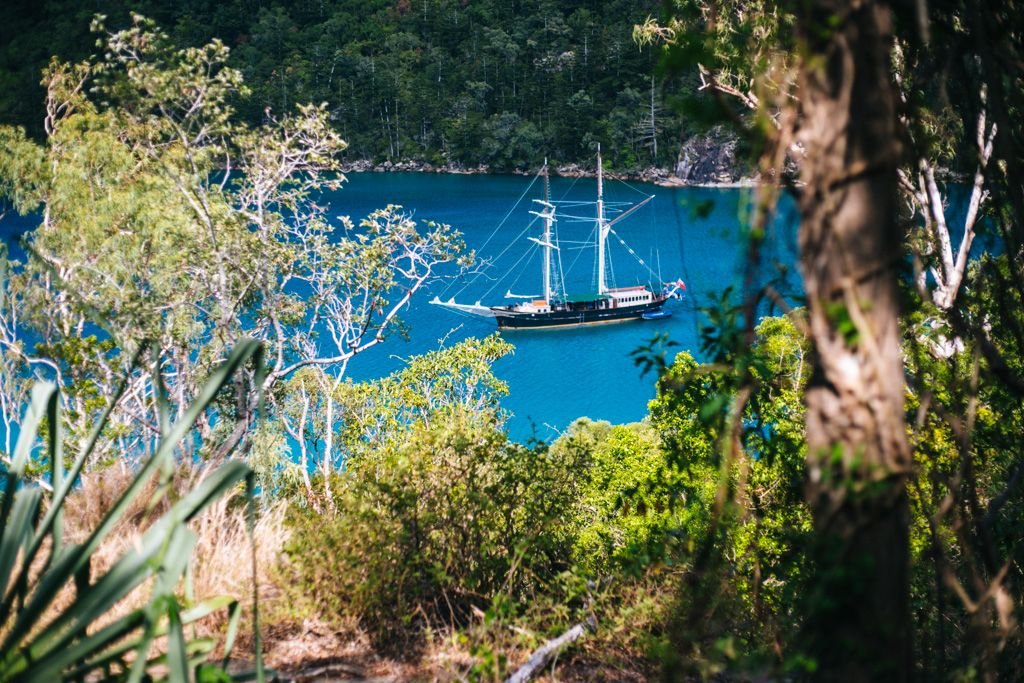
643, 0, 1024, 679
0, 0, 693, 170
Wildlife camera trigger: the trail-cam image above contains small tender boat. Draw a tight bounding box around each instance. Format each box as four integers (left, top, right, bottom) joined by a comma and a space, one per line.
641, 310, 673, 321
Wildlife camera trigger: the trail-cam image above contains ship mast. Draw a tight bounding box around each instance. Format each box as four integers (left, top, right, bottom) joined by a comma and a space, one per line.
528, 158, 557, 302
596, 144, 609, 295
542, 161, 552, 302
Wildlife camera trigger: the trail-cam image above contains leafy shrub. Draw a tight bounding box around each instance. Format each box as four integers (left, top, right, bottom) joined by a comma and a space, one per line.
285, 407, 588, 647
550, 418, 686, 575
647, 317, 813, 675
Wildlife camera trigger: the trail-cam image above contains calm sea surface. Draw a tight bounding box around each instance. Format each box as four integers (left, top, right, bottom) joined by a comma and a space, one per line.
323, 173, 800, 441
1, 173, 802, 442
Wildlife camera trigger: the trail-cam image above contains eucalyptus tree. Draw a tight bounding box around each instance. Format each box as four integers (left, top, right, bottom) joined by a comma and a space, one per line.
640, 0, 1024, 678
639, 4, 909, 676
0, 15, 465, 474
792, 5, 913, 678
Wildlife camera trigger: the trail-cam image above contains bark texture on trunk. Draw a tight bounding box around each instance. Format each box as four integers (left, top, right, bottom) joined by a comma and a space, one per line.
796, 2, 911, 679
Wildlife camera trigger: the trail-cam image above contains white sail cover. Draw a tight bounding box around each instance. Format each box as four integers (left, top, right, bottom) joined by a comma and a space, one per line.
429, 296, 499, 318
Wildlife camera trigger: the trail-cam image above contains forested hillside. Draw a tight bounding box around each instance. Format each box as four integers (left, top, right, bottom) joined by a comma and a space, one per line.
0, 0, 690, 170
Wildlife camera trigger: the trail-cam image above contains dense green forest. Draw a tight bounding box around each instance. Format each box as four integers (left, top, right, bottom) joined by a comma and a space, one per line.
0, 0, 688, 170
2, 1, 1023, 681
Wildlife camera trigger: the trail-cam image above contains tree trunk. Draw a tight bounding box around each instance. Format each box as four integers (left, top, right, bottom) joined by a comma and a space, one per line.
796, 1, 911, 679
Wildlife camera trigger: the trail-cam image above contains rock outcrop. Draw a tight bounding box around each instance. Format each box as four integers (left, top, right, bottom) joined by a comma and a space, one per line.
672, 125, 745, 185
339, 159, 490, 174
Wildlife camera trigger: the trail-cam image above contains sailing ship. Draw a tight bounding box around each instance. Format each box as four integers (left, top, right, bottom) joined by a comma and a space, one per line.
432, 146, 684, 329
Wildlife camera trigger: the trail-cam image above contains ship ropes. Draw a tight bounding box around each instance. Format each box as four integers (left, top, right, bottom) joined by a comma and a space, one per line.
432, 147, 685, 329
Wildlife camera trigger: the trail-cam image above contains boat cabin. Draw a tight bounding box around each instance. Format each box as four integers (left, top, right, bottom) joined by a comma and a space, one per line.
608, 286, 653, 308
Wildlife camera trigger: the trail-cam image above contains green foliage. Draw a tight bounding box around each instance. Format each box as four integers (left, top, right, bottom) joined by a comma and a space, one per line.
901, 255, 1024, 677
246, 422, 304, 496
285, 408, 584, 646
480, 113, 545, 172
282, 334, 584, 649
0, 2, 683, 170
636, 0, 797, 143
0, 17, 465, 472
0, 341, 264, 682
334, 333, 514, 462
647, 0, 1024, 675
0, 127, 44, 213
647, 352, 723, 548
272, 311, 816, 676
647, 315, 811, 674
554, 419, 684, 575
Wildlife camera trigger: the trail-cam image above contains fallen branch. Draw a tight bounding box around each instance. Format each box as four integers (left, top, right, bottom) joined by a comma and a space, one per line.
504, 617, 596, 683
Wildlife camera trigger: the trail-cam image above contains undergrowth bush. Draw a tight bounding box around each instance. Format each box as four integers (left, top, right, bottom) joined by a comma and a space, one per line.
283, 413, 693, 678
551, 418, 688, 575
281, 317, 816, 678
284, 407, 589, 649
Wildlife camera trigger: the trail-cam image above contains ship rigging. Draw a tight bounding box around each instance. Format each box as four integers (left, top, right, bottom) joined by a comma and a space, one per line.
432, 146, 685, 329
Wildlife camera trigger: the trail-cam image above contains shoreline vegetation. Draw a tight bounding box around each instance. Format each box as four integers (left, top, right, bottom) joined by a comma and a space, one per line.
335, 122, 759, 186
337, 158, 759, 188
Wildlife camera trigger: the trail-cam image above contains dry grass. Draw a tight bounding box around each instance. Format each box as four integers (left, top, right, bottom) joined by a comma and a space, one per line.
32, 468, 655, 681
53, 466, 289, 652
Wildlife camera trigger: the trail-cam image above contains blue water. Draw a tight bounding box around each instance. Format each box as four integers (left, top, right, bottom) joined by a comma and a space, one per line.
1, 176, 802, 442
317, 173, 801, 441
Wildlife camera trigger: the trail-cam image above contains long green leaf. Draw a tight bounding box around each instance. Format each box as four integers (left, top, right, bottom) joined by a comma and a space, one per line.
180, 595, 237, 624
2, 341, 264, 682
1, 341, 262, 647
46, 383, 64, 554
10, 382, 54, 474
126, 603, 161, 683
8, 469, 235, 672
0, 349, 141, 625
83, 339, 262, 562
156, 339, 263, 467
245, 471, 266, 683
0, 488, 42, 624
0, 408, 58, 641
172, 461, 251, 527
167, 600, 190, 683
136, 463, 252, 556
153, 528, 199, 598
0, 383, 54, 538
21, 609, 147, 682
4, 534, 159, 670
220, 598, 242, 668
69, 596, 237, 680
72, 529, 198, 683
16, 522, 198, 666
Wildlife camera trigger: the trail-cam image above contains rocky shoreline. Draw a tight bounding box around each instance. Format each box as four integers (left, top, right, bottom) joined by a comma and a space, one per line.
338, 158, 756, 188
338, 127, 758, 188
